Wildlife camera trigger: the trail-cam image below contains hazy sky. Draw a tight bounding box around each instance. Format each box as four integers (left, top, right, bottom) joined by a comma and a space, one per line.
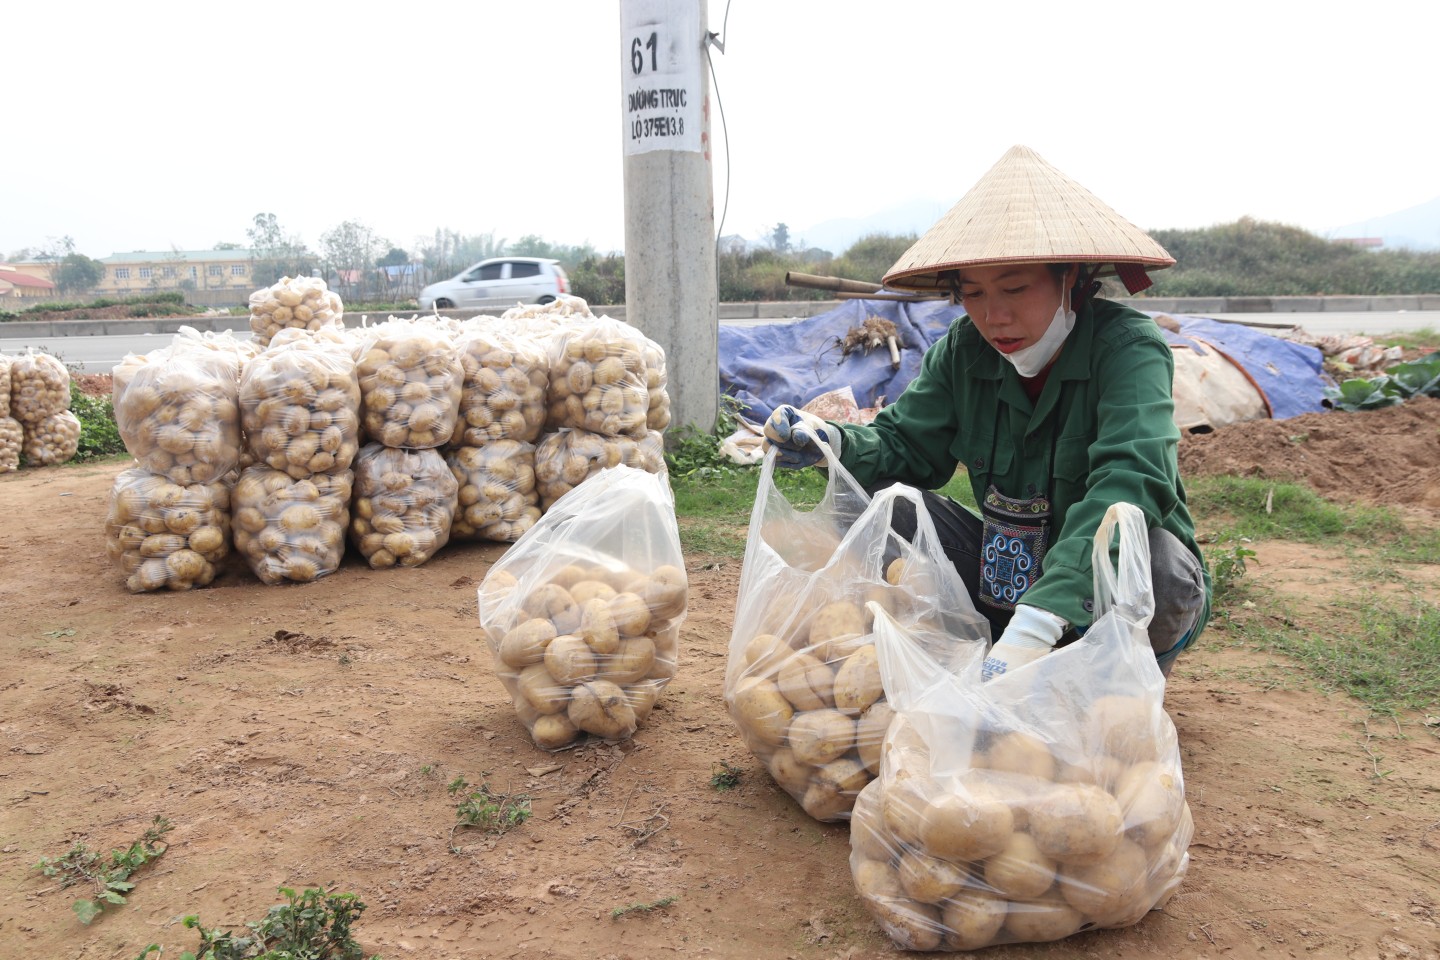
3, 0, 1435, 261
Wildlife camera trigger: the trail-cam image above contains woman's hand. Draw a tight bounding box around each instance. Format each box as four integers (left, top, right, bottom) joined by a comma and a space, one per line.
981, 605, 1067, 681
762, 405, 841, 468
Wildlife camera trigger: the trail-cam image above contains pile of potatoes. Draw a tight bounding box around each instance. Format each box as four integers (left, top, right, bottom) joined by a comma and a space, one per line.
546, 320, 657, 439
451, 327, 549, 446
501, 295, 594, 322
447, 441, 542, 543
354, 323, 462, 449
639, 338, 671, 432
240, 339, 362, 479
0, 414, 22, 472
0, 353, 11, 417
349, 443, 458, 568
233, 466, 352, 584
848, 706, 1192, 951
481, 559, 688, 749
9, 352, 69, 424
21, 411, 82, 465
534, 428, 666, 509
113, 351, 242, 484
248, 276, 344, 347
104, 467, 232, 593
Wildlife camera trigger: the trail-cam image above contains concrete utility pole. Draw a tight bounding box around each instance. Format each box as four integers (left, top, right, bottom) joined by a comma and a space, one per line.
620, 0, 719, 437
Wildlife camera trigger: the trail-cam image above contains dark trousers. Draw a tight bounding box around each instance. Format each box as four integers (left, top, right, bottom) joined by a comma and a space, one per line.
873, 483, 1206, 675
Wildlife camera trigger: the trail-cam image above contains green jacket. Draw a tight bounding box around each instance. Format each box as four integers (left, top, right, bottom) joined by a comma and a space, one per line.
834, 297, 1210, 632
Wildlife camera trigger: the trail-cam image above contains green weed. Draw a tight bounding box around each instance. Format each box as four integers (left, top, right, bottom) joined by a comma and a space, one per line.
447, 776, 531, 849
709, 761, 743, 791
1206, 540, 1259, 602
611, 895, 678, 919
35, 816, 172, 925
134, 885, 378, 959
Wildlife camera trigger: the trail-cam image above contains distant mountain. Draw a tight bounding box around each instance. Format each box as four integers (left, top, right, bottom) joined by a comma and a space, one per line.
783, 198, 955, 256
1330, 195, 1440, 251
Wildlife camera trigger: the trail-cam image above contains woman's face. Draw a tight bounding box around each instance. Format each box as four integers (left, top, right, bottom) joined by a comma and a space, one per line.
956, 263, 1075, 357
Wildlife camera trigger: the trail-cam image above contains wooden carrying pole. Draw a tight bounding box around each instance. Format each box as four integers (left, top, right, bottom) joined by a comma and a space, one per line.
784, 271, 883, 294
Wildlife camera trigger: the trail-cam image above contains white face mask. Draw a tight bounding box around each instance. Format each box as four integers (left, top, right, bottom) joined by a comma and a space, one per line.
1001, 282, 1075, 378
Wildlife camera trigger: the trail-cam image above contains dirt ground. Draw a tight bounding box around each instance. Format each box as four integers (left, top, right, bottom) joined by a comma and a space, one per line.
3, 402, 1439, 960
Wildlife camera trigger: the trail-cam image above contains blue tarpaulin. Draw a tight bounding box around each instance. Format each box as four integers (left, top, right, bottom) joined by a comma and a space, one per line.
717, 299, 1329, 423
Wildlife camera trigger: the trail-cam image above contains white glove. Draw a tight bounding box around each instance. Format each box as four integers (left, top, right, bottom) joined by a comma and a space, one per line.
981, 604, 1067, 682
762, 404, 841, 468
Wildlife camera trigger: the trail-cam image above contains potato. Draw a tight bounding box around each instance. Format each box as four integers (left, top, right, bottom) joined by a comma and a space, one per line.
546, 321, 658, 438
868, 895, 944, 952
531, 712, 579, 750
940, 888, 1010, 951
917, 786, 1014, 862
742, 632, 786, 671
598, 636, 654, 685
232, 466, 350, 585
248, 276, 343, 346
786, 708, 854, 766
534, 429, 666, 508
766, 747, 813, 796
1002, 887, 1086, 943
624, 681, 661, 724
808, 601, 866, 661
1090, 695, 1162, 764
832, 644, 883, 715
983, 831, 1057, 900
776, 651, 835, 712
882, 776, 942, 849
731, 677, 793, 748
568, 680, 638, 740
577, 597, 620, 654
983, 731, 1057, 781
106, 468, 231, 593
543, 634, 597, 684
516, 664, 569, 715
447, 441, 540, 543
349, 444, 457, 568
801, 757, 867, 821
0, 416, 20, 473
240, 339, 360, 479
855, 701, 895, 776
1056, 754, 1128, 792
849, 782, 892, 863
452, 326, 548, 445
897, 849, 970, 904
1028, 783, 1123, 866
1115, 761, 1185, 849
569, 579, 616, 604
1060, 836, 1151, 923
354, 322, 462, 449
499, 619, 559, 668
643, 563, 688, 619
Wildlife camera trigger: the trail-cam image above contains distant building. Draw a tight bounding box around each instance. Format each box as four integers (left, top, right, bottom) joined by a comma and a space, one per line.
0, 264, 57, 300
90, 249, 259, 295
718, 234, 749, 255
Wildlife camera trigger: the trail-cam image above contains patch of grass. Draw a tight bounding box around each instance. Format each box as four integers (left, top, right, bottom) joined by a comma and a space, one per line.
68, 383, 127, 461
135, 885, 378, 959
1378, 327, 1440, 353
611, 895, 678, 919
35, 816, 172, 925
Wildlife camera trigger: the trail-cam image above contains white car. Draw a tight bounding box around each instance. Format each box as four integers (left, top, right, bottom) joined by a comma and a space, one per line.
419, 257, 569, 310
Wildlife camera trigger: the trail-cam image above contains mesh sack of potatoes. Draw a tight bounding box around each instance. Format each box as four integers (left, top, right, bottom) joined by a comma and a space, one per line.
171, 326, 254, 384
500, 294, 594, 323
447, 441, 542, 543
0, 416, 21, 472
104, 467, 232, 593
353, 319, 462, 449
248, 276, 344, 348
545, 315, 663, 439
847, 504, 1192, 951
725, 451, 989, 822
232, 465, 352, 585
450, 325, 549, 445
112, 347, 242, 485
349, 442, 458, 568
533, 427, 666, 510
477, 465, 688, 751
240, 333, 361, 479
0, 353, 11, 419
9, 351, 70, 424
21, 411, 82, 465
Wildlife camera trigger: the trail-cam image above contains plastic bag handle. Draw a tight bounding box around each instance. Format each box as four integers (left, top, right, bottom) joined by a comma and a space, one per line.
758, 432, 860, 507
1089, 502, 1155, 627
865, 482, 947, 568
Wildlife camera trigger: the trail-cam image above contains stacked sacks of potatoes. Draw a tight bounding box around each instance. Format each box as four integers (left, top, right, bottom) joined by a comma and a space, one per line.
450, 324, 548, 447
248, 275, 344, 348
545, 316, 667, 440
104, 468, 232, 593
10, 351, 80, 466
349, 442, 458, 568
113, 346, 242, 485
0, 354, 15, 472
447, 441, 541, 543
477, 466, 687, 751
533, 428, 666, 510
354, 319, 462, 450
848, 703, 1192, 951
232, 329, 360, 584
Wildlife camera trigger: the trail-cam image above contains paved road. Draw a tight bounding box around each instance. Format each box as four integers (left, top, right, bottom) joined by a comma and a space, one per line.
4, 311, 1438, 372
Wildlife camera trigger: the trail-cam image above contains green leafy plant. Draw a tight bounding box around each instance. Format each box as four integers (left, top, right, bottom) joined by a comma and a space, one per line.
134, 885, 379, 959
447, 776, 531, 848
69, 383, 127, 461
1207, 540, 1258, 601
709, 761, 743, 791
35, 816, 172, 925
611, 895, 678, 919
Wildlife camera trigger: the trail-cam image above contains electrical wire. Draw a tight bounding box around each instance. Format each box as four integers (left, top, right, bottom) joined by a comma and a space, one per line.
705, 0, 733, 246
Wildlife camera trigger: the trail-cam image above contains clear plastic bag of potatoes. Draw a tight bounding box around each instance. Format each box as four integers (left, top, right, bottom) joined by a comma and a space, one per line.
545, 316, 660, 439
850, 502, 1192, 951
725, 441, 989, 822
451, 325, 549, 445
349, 442, 458, 568
447, 441, 542, 543
0, 353, 12, 419
476, 465, 688, 751
232, 465, 352, 584
0, 415, 22, 472
21, 410, 81, 465
534, 427, 666, 509
240, 333, 361, 479
113, 347, 242, 484
105, 467, 232, 593
248, 276, 344, 348
9, 350, 70, 424
354, 319, 462, 449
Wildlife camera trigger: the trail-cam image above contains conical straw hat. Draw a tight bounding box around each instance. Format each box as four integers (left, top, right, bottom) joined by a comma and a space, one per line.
883, 145, 1174, 293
